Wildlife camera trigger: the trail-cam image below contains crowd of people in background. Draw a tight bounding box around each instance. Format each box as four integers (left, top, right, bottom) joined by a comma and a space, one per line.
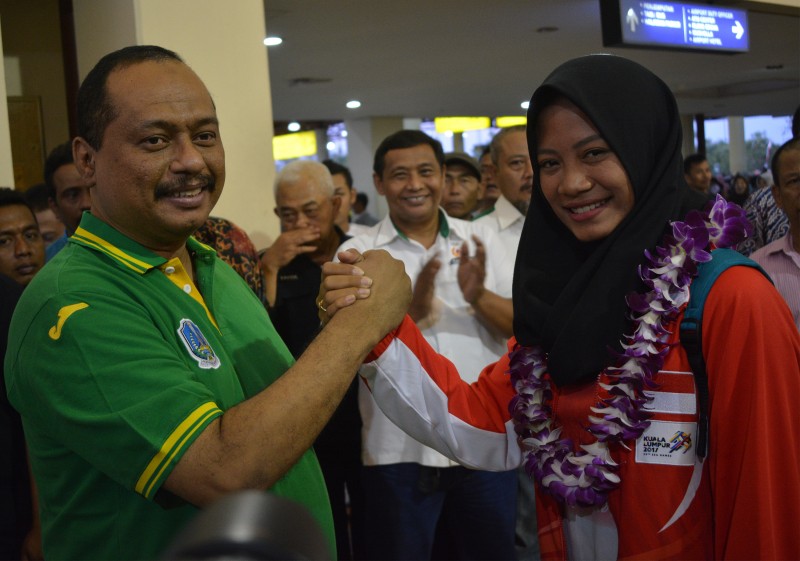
709, 168, 778, 203
1, 43, 799, 561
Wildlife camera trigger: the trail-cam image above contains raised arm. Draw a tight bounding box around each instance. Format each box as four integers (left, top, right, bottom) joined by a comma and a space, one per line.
457, 236, 513, 338
361, 315, 522, 471
165, 249, 411, 506
320, 250, 521, 471
260, 227, 322, 306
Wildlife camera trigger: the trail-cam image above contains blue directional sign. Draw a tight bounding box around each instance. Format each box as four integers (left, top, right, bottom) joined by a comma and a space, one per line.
601, 0, 749, 53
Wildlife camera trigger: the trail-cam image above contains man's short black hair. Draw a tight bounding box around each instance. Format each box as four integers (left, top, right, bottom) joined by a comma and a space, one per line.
489, 125, 526, 165
22, 183, 51, 212
356, 192, 368, 206
373, 130, 444, 177
771, 137, 800, 188
43, 141, 75, 197
683, 153, 708, 175
77, 45, 183, 150
322, 159, 353, 189
0, 187, 35, 217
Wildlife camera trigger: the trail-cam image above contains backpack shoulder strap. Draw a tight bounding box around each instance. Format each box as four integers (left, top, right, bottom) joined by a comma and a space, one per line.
680, 248, 767, 459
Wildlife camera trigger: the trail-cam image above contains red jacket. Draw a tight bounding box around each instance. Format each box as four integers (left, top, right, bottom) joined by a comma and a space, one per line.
363, 266, 800, 560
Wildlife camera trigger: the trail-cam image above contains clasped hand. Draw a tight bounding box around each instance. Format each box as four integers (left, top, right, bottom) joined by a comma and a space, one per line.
318, 249, 412, 336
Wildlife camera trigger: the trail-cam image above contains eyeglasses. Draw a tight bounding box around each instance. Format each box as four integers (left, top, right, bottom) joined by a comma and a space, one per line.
277, 198, 333, 225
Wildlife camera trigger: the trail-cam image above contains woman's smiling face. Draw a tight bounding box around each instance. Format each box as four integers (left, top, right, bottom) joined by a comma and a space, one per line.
535, 97, 635, 242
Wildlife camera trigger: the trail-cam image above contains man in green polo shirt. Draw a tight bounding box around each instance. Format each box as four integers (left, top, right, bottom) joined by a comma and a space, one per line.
4, 45, 410, 561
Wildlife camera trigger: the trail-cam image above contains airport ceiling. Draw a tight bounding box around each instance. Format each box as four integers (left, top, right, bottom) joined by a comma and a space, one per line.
263, 0, 800, 129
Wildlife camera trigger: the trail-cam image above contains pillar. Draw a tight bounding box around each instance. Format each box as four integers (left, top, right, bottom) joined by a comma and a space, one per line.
694, 114, 706, 154
315, 128, 329, 162
452, 133, 464, 153
0, 15, 14, 187
680, 114, 696, 159
344, 116, 404, 221
728, 116, 746, 175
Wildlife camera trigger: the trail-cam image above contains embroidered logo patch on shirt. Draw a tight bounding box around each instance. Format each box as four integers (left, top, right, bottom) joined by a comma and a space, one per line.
448, 241, 462, 265
635, 420, 697, 466
178, 319, 221, 369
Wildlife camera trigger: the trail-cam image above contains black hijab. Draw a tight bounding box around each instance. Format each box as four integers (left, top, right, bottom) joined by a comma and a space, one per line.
512, 54, 707, 387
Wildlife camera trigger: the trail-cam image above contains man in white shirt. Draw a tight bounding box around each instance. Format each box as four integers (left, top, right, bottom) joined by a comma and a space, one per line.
475, 125, 532, 257
338, 130, 516, 560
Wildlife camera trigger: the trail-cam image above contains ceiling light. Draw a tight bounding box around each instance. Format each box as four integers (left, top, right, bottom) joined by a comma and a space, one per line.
435, 117, 491, 133
496, 116, 527, 128
326, 141, 336, 151
521, 101, 530, 110
287, 121, 301, 132
341, 130, 348, 138
263, 36, 283, 46
346, 100, 362, 109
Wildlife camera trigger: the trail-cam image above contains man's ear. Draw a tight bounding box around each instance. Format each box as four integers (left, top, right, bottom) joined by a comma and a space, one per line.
73, 137, 96, 181
373, 173, 384, 196
331, 195, 342, 215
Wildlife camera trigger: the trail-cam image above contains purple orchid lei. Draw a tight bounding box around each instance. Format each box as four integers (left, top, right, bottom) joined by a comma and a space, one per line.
508, 195, 751, 508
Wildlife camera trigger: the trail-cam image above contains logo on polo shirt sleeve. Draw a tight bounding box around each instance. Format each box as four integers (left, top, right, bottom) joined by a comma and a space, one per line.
177, 319, 221, 369
49, 303, 89, 340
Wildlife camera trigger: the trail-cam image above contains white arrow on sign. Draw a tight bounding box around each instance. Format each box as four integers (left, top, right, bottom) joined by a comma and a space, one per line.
627, 8, 639, 32
732, 20, 744, 39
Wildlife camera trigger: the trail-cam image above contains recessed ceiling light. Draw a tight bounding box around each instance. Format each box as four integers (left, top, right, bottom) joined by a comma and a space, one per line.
521, 101, 530, 110
341, 130, 348, 138
326, 141, 336, 151
263, 36, 283, 47
346, 100, 362, 109
287, 121, 301, 132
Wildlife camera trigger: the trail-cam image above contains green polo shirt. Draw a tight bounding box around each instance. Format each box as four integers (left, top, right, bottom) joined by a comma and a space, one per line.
4, 213, 334, 560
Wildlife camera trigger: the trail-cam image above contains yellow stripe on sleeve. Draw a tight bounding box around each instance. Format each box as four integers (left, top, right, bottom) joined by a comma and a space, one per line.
135, 401, 222, 498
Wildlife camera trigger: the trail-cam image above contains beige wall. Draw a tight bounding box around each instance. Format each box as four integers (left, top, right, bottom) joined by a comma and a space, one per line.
73, 0, 137, 79
0, 14, 12, 188
72, 0, 279, 247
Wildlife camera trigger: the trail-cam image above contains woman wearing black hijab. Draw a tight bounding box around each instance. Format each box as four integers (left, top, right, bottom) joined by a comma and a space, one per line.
324, 55, 800, 560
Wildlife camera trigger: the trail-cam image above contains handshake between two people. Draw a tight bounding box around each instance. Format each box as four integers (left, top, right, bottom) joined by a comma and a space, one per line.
317, 235, 497, 347
317, 249, 412, 345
